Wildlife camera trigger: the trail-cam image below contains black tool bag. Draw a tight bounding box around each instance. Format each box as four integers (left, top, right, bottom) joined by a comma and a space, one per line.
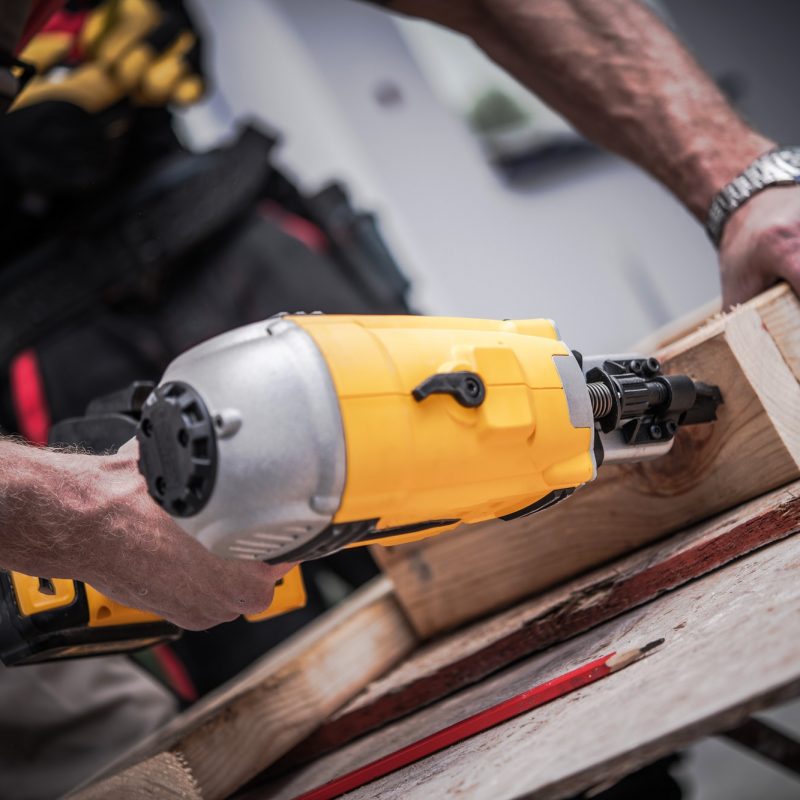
0, 126, 274, 364
264, 165, 411, 314
0, 124, 412, 427
0, 125, 410, 367
0, 124, 406, 694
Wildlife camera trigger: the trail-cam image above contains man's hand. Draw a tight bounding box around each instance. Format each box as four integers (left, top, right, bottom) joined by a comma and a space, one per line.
718, 188, 800, 309
0, 438, 292, 631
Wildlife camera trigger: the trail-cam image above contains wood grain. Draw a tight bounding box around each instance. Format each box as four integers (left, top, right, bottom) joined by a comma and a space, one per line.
253, 528, 800, 800
78, 578, 417, 800
755, 283, 800, 379
373, 288, 800, 638
266, 481, 800, 775
74, 753, 202, 800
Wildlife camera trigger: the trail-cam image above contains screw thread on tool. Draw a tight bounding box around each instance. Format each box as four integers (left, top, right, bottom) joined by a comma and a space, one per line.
588, 382, 614, 419
646, 380, 670, 406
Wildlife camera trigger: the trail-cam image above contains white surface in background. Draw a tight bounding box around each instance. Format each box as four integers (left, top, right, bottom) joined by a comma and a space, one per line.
181, 0, 720, 353
396, 17, 576, 143
177, 4, 800, 798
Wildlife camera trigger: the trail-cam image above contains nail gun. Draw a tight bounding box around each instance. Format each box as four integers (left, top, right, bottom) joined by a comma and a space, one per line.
0, 313, 722, 665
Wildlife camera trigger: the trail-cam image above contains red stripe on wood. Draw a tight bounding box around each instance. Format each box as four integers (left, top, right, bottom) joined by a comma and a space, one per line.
274, 489, 800, 775
293, 653, 615, 800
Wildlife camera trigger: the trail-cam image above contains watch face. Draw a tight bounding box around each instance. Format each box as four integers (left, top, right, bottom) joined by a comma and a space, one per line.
777, 148, 800, 170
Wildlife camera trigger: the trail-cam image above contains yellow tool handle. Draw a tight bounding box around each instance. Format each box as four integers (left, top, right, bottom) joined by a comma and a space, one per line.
11, 566, 307, 626
1, 566, 307, 665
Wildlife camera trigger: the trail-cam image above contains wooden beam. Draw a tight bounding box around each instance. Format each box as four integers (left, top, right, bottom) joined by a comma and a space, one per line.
268, 481, 800, 774
252, 528, 800, 800
77, 578, 417, 800
75, 753, 202, 800
754, 283, 800, 380
633, 293, 721, 353
373, 286, 800, 638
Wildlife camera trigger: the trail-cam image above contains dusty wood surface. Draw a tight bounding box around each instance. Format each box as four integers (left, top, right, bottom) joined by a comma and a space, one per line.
72, 753, 203, 800
374, 286, 800, 638
252, 529, 800, 800
268, 481, 800, 773
79, 578, 417, 800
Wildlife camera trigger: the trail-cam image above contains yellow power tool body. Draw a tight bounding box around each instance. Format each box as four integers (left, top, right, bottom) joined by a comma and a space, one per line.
0, 314, 721, 665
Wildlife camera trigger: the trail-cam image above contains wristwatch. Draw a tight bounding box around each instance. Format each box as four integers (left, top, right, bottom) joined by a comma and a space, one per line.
706, 145, 800, 246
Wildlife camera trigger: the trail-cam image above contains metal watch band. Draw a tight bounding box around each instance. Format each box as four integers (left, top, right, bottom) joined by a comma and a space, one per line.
706, 146, 800, 247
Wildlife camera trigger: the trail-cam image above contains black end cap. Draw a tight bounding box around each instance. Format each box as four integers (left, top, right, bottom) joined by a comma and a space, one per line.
137, 382, 218, 518
681, 381, 724, 425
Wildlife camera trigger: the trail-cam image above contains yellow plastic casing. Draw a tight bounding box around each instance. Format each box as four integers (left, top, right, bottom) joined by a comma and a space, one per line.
11, 573, 161, 627
11, 566, 306, 627
11, 574, 77, 617
289, 315, 595, 547
245, 566, 307, 621
84, 585, 163, 627
83, 565, 306, 626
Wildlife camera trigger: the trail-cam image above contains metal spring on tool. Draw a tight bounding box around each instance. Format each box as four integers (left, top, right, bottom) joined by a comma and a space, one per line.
588, 382, 614, 419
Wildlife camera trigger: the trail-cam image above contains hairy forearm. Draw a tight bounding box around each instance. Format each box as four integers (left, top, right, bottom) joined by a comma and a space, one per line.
389, 0, 772, 219
0, 438, 109, 577
0, 438, 291, 629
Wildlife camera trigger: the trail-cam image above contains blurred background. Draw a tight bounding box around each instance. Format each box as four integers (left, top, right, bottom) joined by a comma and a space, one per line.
4, 1, 799, 796
179, 0, 800, 355
175, 2, 800, 797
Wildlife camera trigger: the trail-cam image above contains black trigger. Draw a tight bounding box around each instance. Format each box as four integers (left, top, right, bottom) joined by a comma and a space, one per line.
412, 371, 486, 408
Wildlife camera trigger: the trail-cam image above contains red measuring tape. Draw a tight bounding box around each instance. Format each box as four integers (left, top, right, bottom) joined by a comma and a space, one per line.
293, 641, 662, 800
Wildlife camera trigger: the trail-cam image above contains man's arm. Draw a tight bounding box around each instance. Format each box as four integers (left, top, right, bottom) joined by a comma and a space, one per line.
0, 438, 292, 630
373, 0, 800, 308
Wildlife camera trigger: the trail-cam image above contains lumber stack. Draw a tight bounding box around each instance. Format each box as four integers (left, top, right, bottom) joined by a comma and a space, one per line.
77, 284, 800, 800
372, 283, 800, 637
271, 480, 800, 770
256, 515, 800, 800
76, 580, 416, 800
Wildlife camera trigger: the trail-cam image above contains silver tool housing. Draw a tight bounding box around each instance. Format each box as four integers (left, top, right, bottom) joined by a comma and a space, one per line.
147, 317, 346, 561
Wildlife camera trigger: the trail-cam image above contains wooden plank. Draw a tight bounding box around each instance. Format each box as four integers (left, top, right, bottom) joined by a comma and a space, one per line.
77, 578, 417, 800
636, 283, 799, 372
75, 753, 202, 800
269, 481, 800, 774
373, 287, 800, 638
252, 529, 800, 800
754, 282, 800, 380
279, 647, 647, 800
633, 293, 721, 353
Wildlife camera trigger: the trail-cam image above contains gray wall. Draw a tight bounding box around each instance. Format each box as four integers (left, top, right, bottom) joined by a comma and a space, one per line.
665, 0, 800, 144
183, 0, 798, 355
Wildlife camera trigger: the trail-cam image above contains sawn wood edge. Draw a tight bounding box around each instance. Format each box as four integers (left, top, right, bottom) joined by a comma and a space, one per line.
269, 481, 800, 775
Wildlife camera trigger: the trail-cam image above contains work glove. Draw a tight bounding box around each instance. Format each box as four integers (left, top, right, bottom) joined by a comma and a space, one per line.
14, 0, 204, 111
0, 0, 204, 195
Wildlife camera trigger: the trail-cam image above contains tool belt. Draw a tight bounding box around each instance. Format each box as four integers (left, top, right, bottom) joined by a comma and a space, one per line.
0, 125, 411, 366
266, 169, 411, 315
